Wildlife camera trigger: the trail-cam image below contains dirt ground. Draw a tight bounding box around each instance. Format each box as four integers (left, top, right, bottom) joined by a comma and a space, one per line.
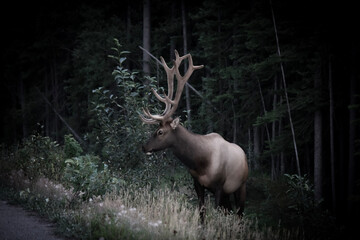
0, 200, 66, 240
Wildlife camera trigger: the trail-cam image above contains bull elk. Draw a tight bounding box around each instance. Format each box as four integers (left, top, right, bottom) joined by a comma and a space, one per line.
139, 50, 248, 222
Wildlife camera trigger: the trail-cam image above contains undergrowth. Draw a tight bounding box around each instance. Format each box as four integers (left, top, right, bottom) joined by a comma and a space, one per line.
0, 174, 300, 240
0, 133, 341, 240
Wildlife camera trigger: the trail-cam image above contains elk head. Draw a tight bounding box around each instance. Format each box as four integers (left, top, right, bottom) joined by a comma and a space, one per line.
139, 50, 203, 155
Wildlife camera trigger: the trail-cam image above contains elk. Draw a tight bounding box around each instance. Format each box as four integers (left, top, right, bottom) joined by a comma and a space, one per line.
139, 50, 248, 222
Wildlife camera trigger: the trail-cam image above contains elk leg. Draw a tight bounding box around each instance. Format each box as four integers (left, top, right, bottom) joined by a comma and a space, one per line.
225, 194, 233, 212
220, 194, 232, 213
215, 188, 224, 210
234, 183, 246, 217
193, 178, 205, 223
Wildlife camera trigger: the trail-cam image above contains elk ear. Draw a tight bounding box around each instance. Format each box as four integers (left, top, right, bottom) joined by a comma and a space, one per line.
170, 117, 180, 130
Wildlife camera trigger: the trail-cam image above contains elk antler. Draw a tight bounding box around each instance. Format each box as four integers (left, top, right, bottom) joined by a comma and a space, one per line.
140, 50, 204, 124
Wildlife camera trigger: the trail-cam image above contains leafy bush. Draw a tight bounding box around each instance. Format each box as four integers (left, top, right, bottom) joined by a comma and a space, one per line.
246, 173, 338, 239
63, 154, 121, 201
64, 134, 83, 158
284, 174, 316, 216
16, 134, 65, 181
282, 174, 336, 239
0, 144, 16, 183
91, 39, 163, 172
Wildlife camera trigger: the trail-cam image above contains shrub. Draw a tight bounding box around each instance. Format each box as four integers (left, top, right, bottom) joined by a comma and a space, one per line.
284, 174, 316, 217
282, 174, 336, 239
91, 39, 161, 171
63, 154, 121, 201
64, 134, 83, 158
16, 134, 65, 181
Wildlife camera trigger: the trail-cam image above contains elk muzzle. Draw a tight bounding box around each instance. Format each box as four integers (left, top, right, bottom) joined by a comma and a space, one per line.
142, 144, 153, 156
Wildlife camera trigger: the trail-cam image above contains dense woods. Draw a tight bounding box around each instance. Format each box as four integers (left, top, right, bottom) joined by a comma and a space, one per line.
1, 0, 359, 238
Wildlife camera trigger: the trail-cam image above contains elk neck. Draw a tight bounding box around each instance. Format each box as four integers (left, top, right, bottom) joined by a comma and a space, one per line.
170, 125, 210, 173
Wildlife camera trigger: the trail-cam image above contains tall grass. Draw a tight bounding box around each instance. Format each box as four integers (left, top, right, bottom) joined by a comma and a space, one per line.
2, 170, 299, 240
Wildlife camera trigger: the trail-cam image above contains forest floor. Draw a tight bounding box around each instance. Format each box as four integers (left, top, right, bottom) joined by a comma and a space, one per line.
0, 200, 67, 240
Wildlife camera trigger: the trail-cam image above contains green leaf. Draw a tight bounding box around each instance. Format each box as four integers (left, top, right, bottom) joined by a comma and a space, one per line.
65, 159, 75, 164
119, 57, 126, 64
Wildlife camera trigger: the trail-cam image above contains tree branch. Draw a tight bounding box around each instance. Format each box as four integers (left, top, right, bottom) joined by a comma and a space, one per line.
35, 87, 86, 147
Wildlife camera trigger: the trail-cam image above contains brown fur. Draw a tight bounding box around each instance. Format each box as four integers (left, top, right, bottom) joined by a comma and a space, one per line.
143, 119, 248, 222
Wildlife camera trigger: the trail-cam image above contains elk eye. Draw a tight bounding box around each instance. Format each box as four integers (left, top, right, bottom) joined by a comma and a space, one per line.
157, 129, 163, 136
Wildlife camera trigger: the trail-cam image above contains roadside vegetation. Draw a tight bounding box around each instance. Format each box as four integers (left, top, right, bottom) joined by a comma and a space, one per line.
0, 134, 336, 240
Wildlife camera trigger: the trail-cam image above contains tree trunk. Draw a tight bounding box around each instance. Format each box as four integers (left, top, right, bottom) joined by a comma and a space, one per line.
233, 76, 239, 143
170, 1, 176, 60
314, 68, 323, 202
204, 70, 214, 133
126, 1, 132, 70
278, 88, 285, 175
338, 116, 346, 220
142, 0, 151, 76
10, 88, 18, 142
270, 0, 301, 176
256, 76, 275, 178
329, 55, 336, 212
181, 0, 191, 129
126, 2, 131, 43
248, 127, 252, 170
51, 58, 59, 141
279, 126, 285, 175
45, 73, 50, 136
232, 101, 237, 143
253, 126, 260, 171
347, 66, 356, 216
19, 77, 28, 138
272, 75, 278, 179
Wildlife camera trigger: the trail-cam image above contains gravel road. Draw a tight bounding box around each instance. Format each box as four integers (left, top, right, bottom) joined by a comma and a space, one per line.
0, 200, 66, 240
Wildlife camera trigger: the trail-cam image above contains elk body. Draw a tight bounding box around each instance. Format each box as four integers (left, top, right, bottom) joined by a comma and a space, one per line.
140, 50, 248, 221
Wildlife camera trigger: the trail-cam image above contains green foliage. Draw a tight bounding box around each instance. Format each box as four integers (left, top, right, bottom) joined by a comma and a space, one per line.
91, 39, 158, 171
280, 174, 335, 239
64, 8, 131, 136
16, 134, 65, 181
64, 134, 83, 159
246, 173, 338, 240
63, 154, 120, 201
0, 144, 16, 182
284, 174, 316, 214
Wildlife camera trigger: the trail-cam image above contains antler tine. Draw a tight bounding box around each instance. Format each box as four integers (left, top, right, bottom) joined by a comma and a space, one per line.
139, 56, 175, 123
140, 108, 159, 124
150, 56, 174, 104
139, 114, 159, 125
159, 56, 175, 115
151, 88, 166, 103
139, 50, 203, 124
159, 50, 204, 120
142, 107, 166, 121
174, 50, 204, 81
160, 56, 175, 100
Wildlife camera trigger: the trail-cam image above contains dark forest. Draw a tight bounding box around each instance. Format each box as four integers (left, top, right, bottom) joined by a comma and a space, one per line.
1, 0, 359, 239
